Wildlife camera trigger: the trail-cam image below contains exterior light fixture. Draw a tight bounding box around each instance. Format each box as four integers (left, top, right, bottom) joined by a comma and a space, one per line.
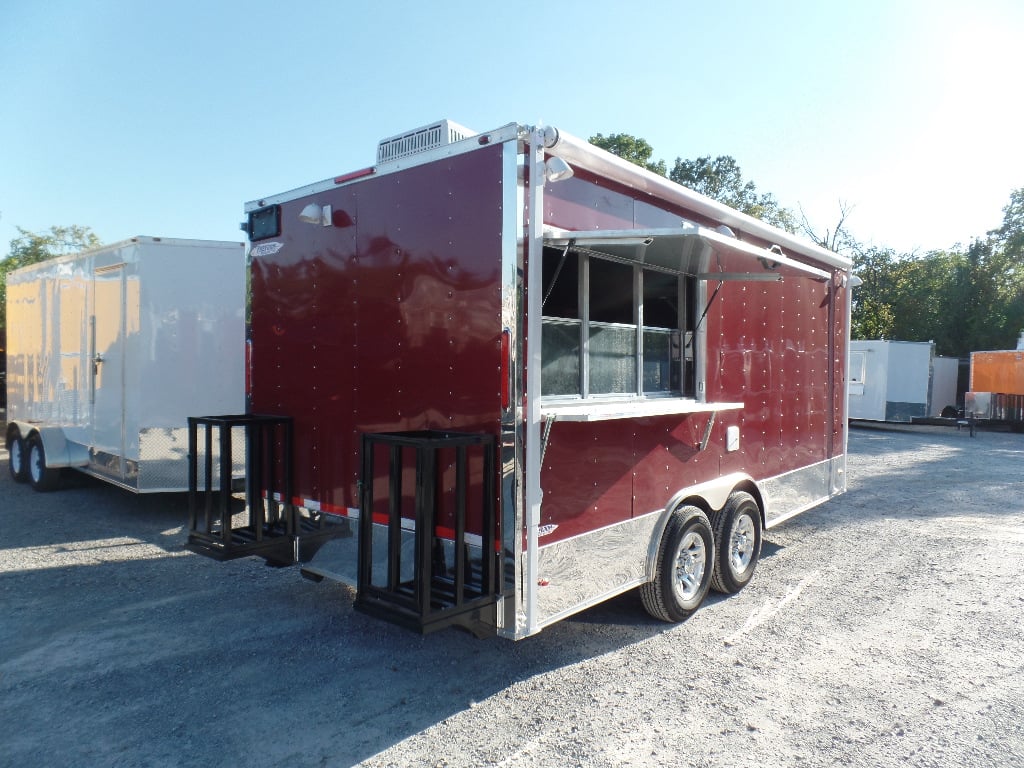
544, 157, 574, 182
299, 203, 334, 227
299, 203, 323, 224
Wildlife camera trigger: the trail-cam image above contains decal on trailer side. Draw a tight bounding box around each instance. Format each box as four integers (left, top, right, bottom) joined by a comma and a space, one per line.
250, 242, 283, 258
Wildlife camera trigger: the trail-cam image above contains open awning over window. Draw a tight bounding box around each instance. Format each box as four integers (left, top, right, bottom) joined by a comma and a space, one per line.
543, 223, 832, 282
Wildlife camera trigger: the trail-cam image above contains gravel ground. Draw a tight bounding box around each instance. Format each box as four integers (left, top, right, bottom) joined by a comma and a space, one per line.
2, 421, 1023, 767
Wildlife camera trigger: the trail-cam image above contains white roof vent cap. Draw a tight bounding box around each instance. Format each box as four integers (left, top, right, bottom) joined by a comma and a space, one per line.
377, 119, 476, 165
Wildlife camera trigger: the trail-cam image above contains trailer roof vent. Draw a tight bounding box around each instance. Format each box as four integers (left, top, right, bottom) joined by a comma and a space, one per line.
376, 119, 476, 165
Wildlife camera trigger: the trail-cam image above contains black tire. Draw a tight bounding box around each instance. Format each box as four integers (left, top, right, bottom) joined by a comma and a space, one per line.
641, 505, 715, 623
710, 491, 762, 594
26, 434, 61, 492
8, 431, 29, 483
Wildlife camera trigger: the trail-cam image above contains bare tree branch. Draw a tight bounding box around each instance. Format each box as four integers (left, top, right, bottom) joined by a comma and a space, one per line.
800, 200, 854, 252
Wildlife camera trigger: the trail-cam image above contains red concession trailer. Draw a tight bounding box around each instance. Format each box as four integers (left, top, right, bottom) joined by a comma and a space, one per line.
188, 120, 854, 640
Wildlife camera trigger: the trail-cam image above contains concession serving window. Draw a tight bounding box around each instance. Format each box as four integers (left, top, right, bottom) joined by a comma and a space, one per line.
539, 223, 830, 422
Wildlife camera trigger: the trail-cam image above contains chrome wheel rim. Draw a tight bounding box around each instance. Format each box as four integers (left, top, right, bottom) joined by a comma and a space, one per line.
672, 531, 707, 602
729, 513, 756, 575
11, 439, 23, 476
29, 443, 44, 484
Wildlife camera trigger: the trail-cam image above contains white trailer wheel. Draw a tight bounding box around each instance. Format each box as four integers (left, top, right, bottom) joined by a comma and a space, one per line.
27, 435, 61, 492
710, 491, 762, 594
8, 433, 29, 483
640, 505, 715, 623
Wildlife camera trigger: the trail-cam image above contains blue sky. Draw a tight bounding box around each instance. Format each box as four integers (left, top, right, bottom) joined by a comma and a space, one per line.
1, 0, 1022, 257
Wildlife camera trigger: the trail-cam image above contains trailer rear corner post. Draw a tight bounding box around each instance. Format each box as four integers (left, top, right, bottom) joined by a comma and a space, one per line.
522, 126, 551, 637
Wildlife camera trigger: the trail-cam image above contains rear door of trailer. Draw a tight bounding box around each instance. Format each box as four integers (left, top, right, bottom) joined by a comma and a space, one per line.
90, 249, 128, 476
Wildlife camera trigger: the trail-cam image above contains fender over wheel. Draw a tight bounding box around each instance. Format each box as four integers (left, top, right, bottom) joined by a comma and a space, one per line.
26, 434, 62, 492
641, 505, 715, 623
8, 431, 29, 483
710, 491, 763, 594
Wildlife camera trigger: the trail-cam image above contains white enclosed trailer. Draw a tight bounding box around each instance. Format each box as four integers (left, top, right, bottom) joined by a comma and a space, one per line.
5, 237, 245, 492
848, 340, 958, 422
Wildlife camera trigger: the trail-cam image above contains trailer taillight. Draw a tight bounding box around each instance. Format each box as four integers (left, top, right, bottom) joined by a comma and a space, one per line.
501, 329, 512, 411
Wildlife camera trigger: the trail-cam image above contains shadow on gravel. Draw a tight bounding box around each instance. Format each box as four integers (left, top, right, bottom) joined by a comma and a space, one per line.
760, 539, 785, 560
0, 468, 192, 554
1, 481, 769, 766
795, 425, 1024, 534
0, 542, 725, 767
3, 425, 1024, 766
1, 462, 750, 767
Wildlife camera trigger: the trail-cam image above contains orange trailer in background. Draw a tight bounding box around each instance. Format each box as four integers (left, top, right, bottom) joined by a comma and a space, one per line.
965, 345, 1024, 425
970, 350, 1024, 395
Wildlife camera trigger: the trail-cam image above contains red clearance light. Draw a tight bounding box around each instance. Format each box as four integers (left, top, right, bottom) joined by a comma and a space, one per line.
334, 167, 375, 185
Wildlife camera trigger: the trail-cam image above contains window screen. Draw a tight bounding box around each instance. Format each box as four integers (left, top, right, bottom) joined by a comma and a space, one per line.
541, 246, 694, 399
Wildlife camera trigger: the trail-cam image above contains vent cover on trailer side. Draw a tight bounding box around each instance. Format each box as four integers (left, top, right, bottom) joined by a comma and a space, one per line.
376, 119, 476, 165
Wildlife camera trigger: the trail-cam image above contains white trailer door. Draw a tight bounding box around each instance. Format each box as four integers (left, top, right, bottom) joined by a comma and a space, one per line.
90, 263, 127, 478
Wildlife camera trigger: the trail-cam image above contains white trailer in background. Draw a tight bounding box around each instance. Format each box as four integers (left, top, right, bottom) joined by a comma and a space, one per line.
848, 340, 958, 422
5, 237, 246, 492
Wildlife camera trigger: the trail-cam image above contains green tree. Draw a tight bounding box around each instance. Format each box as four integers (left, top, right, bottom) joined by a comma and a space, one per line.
849, 244, 900, 341
589, 133, 667, 176
1, 225, 101, 337
989, 187, 1024, 257
849, 235, 1020, 357
669, 156, 796, 232
959, 245, 1000, 354
589, 132, 797, 233
986, 188, 1024, 342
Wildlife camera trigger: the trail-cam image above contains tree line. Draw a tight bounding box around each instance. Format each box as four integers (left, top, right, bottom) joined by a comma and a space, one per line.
591, 133, 1024, 357
2, 140, 1023, 359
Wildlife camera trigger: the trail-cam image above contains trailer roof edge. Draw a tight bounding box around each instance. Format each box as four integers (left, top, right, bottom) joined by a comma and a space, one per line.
540, 126, 852, 273
244, 123, 525, 212
6, 236, 245, 276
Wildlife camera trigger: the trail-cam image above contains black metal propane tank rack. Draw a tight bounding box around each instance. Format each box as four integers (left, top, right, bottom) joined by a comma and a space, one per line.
185, 414, 345, 566
356, 430, 500, 637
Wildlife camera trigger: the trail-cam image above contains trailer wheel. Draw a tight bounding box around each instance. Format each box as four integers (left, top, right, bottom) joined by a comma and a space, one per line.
8, 431, 29, 483
26, 434, 61, 492
641, 505, 714, 623
710, 491, 762, 594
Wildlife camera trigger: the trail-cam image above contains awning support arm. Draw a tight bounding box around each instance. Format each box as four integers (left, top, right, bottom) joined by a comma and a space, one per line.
688, 280, 724, 352
542, 243, 572, 309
